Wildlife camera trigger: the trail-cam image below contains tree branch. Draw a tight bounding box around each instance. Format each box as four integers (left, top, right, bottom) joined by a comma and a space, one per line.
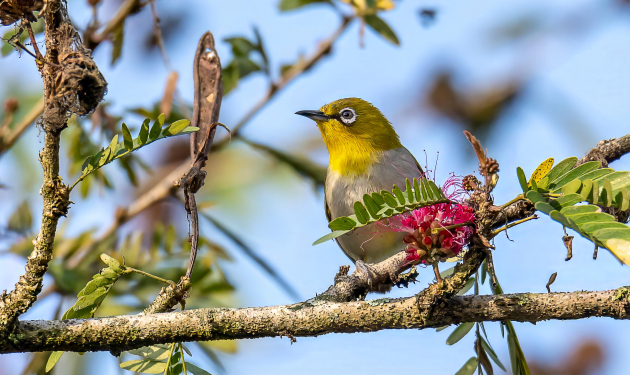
577, 133, 630, 167
0, 0, 106, 345
0, 0, 71, 342
3, 286, 630, 354
0, 97, 44, 158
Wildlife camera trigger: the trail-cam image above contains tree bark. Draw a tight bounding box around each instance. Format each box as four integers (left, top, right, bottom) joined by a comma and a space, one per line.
2, 286, 630, 354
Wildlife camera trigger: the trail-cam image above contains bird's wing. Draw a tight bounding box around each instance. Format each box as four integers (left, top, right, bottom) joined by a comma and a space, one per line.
324, 188, 332, 223
404, 146, 424, 174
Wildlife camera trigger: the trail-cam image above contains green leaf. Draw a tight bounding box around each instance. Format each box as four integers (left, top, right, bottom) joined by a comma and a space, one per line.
328, 217, 357, 231
149, 117, 163, 140
110, 24, 124, 65
480, 337, 506, 371
506, 321, 531, 375
72, 118, 198, 191
420, 178, 430, 201
454, 357, 478, 375
371, 192, 385, 206
561, 179, 582, 195
100, 253, 123, 272
560, 204, 598, 216
354, 201, 370, 224
456, 278, 475, 296
181, 343, 192, 357
446, 322, 475, 345
405, 179, 414, 203
81, 274, 115, 296
440, 267, 456, 279
550, 161, 601, 192
428, 180, 444, 200
525, 190, 545, 204
187, 362, 213, 375
606, 238, 630, 266
578, 168, 614, 182
122, 123, 133, 151
413, 178, 422, 202
392, 184, 406, 205
537, 176, 550, 190
46, 351, 64, 372
363, 194, 382, 219
534, 202, 555, 215
517, 167, 528, 193
313, 230, 351, 245
619, 189, 630, 211
549, 193, 582, 210
139, 118, 150, 145
545, 157, 578, 184
581, 179, 594, 202
582, 221, 629, 235
569, 212, 615, 225
162, 119, 191, 137
120, 359, 167, 374
364, 15, 400, 45
129, 345, 171, 361
549, 210, 571, 228
278, 0, 331, 11
381, 190, 398, 208
602, 179, 613, 207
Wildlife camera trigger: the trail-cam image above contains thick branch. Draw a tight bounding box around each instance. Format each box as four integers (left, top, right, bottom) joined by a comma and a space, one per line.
577, 133, 630, 167
0, 1, 70, 343
3, 286, 630, 354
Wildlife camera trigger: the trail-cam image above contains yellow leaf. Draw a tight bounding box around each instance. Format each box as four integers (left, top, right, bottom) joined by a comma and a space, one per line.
606, 238, 630, 266
338, 0, 394, 14
204, 340, 238, 353
376, 0, 395, 10
528, 157, 554, 186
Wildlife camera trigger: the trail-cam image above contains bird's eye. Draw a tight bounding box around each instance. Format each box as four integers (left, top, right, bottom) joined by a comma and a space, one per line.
338, 108, 357, 125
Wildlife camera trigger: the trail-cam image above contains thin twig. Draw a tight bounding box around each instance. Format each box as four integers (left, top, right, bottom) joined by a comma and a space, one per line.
491, 215, 537, 237
0, 97, 44, 158
90, 0, 141, 44
25, 22, 43, 61
149, 2, 171, 70
125, 267, 174, 286
13, 40, 38, 59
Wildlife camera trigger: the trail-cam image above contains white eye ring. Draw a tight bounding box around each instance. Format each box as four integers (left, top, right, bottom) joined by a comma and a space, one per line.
339, 108, 357, 125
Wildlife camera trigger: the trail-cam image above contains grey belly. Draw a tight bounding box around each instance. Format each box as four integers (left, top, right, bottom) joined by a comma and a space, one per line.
337, 225, 406, 263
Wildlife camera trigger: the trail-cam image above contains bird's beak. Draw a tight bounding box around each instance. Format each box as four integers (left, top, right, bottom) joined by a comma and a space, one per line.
295, 110, 330, 122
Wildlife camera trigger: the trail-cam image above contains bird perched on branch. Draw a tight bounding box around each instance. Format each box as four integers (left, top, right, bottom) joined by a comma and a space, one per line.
297, 98, 423, 266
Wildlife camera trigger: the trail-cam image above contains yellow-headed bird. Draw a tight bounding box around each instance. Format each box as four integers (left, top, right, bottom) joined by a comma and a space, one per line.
297, 98, 423, 265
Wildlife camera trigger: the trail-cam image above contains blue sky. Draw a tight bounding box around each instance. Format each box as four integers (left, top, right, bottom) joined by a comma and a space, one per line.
2, 0, 630, 374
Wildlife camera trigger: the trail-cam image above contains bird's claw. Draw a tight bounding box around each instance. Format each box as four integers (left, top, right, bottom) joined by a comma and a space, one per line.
355, 260, 378, 286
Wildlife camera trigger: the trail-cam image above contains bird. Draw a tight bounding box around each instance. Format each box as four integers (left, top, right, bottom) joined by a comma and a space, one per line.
296, 98, 423, 266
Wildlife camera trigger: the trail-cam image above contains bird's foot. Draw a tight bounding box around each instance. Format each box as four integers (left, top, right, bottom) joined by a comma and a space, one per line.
355, 260, 378, 286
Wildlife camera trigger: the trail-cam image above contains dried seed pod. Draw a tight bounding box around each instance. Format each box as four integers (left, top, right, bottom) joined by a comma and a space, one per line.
462, 174, 480, 191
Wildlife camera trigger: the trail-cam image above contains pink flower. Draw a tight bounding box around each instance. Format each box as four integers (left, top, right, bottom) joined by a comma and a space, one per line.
377, 175, 476, 264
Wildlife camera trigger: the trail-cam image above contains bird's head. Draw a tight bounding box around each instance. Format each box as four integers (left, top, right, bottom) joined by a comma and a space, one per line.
296, 98, 402, 175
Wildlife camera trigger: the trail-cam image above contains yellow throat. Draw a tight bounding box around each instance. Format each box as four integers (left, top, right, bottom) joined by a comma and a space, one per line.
298, 98, 403, 176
